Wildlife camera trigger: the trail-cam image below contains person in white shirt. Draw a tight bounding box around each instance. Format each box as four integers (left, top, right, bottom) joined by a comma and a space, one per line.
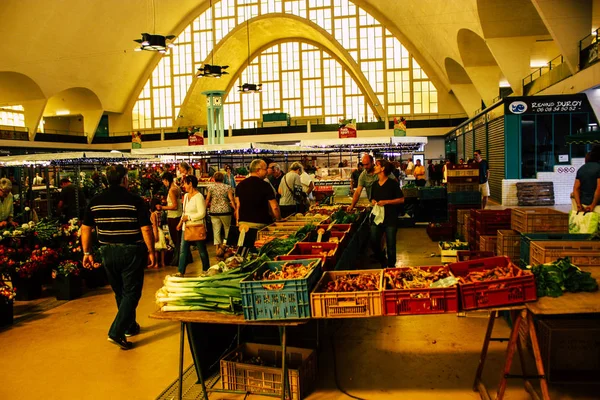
406, 158, 414, 176
176, 175, 209, 276
300, 166, 315, 202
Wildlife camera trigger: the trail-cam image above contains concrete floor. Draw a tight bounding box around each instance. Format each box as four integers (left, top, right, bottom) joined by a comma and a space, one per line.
1, 224, 597, 400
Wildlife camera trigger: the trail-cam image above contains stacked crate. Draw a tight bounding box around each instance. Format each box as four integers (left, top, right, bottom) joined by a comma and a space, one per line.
479, 235, 497, 254
456, 209, 471, 241
469, 209, 512, 250
496, 229, 522, 263
447, 164, 481, 238
511, 208, 569, 234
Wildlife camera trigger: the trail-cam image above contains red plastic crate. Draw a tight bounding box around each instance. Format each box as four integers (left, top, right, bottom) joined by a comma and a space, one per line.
473, 209, 512, 235
456, 251, 495, 261
426, 222, 454, 241
318, 223, 353, 234
382, 267, 459, 315
448, 256, 537, 310
281, 242, 339, 271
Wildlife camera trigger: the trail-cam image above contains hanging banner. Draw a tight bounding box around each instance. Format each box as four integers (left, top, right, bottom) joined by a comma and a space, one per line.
187, 127, 204, 146
505, 94, 592, 115
131, 131, 142, 149
393, 116, 407, 136
338, 118, 357, 138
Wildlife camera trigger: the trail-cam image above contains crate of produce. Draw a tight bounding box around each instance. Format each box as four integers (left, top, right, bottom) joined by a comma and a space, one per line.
240, 259, 322, 320
307, 205, 341, 215
439, 241, 470, 263
447, 182, 480, 193
257, 226, 301, 241
281, 242, 339, 271
426, 222, 454, 241
318, 223, 353, 235
448, 191, 481, 205
456, 251, 495, 262
382, 266, 459, 315
448, 256, 537, 310
474, 209, 512, 235
402, 185, 419, 198
419, 187, 447, 200
220, 342, 317, 400
511, 208, 568, 234
537, 318, 600, 383
311, 269, 383, 318
479, 235, 497, 254
283, 214, 330, 224
519, 233, 593, 267
303, 230, 346, 245
496, 229, 521, 263
529, 241, 600, 271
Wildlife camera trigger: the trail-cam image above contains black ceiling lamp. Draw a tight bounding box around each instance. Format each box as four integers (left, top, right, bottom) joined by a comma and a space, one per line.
197, 0, 229, 78
133, 0, 175, 54
238, 11, 261, 93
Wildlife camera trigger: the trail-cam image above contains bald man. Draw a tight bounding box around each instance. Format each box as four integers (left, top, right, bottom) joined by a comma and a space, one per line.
348, 153, 395, 210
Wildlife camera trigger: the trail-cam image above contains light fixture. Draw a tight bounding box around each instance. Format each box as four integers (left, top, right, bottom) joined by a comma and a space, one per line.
237, 9, 261, 93
133, 0, 175, 54
196, 0, 228, 78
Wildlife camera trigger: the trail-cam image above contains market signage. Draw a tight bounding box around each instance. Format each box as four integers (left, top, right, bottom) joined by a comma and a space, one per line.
505, 94, 592, 115
131, 131, 142, 149
338, 118, 357, 138
187, 127, 204, 146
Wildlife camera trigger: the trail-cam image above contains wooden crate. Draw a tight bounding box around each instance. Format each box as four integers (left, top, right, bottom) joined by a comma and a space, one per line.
496, 229, 522, 263
479, 235, 497, 254
511, 208, 568, 234
529, 241, 600, 271
516, 182, 555, 206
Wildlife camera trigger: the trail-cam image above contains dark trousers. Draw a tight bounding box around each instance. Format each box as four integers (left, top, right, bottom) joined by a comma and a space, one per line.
178, 237, 210, 274
100, 244, 147, 339
167, 217, 182, 265
370, 223, 398, 268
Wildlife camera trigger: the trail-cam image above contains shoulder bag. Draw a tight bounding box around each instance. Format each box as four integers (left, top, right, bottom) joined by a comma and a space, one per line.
284, 174, 308, 210
182, 194, 207, 241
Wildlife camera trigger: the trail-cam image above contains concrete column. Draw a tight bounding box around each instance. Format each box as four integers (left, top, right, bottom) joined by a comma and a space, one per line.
22, 99, 47, 141
82, 109, 104, 144
464, 65, 503, 106
531, 0, 593, 73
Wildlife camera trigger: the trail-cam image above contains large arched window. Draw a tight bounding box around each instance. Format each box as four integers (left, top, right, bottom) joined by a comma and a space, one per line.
132, 0, 438, 130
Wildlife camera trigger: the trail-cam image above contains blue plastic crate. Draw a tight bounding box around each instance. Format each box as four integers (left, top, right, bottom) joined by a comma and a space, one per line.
241, 259, 322, 320
519, 233, 594, 267
447, 191, 481, 205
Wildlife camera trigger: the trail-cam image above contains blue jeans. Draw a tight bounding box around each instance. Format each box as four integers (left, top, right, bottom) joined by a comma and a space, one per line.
99, 243, 146, 339
178, 237, 210, 274
370, 223, 398, 268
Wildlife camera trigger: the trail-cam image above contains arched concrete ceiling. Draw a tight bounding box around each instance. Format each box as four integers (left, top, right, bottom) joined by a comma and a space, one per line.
477, 0, 548, 38
445, 59, 472, 84
0, 72, 45, 103
44, 87, 103, 116
457, 29, 497, 67
179, 14, 384, 126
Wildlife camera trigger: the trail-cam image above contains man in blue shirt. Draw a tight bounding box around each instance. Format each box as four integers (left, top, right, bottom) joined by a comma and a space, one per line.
474, 150, 490, 209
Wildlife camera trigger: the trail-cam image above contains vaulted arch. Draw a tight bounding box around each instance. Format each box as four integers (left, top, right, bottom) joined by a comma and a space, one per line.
445, 58, 482, 117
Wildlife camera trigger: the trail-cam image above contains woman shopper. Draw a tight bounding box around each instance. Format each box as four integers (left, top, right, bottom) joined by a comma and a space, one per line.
159, 172, 183, 266
413, 159, 426, 187
176, 175, 210, 276
206, 171, 235, 245
223, 165, 236, 189
370, 159, 404, 268
278, 162, 304, 218
149, 198, 167, 268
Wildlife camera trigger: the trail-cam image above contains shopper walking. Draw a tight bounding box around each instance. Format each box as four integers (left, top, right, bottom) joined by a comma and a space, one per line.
158, 172, 183, 266
176, 175, 210, 276
206, 171, 235, 245
474, 150, 490, 209
223, 165, 237, 189
572, 145, 600, 214
413, 159, 426, 187
235, 159, 281, 229
279, 162, 305, 218
370, 159, 404, 268
81, 165, 156, 350
348, 153, 396, 210
150, 198, 167, 268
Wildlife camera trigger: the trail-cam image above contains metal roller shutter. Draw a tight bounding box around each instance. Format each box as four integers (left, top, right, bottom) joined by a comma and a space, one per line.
475, 125, 487, 159
464, 130, 474, 160
487, 117, 505, 203
457, 134, 464, 162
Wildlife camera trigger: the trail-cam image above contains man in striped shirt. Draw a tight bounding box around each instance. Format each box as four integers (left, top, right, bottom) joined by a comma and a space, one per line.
81, 165, 156, 350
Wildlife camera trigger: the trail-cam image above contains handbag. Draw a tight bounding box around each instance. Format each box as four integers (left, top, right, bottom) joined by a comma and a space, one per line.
568, 210, 599, 234
182, 194, 207, 241
184, 222, 207, 241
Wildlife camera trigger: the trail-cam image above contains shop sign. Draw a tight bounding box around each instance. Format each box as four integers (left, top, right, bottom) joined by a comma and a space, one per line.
505, 94, 591, 115
131, 131, 142, 149
338, 118, 357, 138
188, 133, 204, 146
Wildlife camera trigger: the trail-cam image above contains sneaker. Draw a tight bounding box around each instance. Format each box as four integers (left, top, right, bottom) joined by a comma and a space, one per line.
108, 336, 133, 350
125, 322, 141, 337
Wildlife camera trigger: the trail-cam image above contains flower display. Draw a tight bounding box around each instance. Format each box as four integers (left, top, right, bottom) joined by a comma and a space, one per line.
52, 260, 81, 278
15, 247, 59, 279
0, 284, 16, 303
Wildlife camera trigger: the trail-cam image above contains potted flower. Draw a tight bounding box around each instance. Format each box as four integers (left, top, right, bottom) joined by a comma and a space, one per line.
13, 246, 59, 300
52, 260, 83, 300
0, 283, 16, 327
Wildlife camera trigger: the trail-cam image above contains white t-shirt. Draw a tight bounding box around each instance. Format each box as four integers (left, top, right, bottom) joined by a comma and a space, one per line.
279, 172, 302, 206
300, 172, 314, 200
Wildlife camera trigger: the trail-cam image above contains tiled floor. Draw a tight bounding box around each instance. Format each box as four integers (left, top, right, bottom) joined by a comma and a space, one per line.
1, 224, 597, 400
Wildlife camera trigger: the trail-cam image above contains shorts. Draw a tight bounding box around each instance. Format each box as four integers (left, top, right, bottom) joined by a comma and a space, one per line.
479, 182, 490, 197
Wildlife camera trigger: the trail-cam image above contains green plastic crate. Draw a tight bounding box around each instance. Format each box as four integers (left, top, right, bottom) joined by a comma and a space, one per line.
448, 191, 481, 205
418, 187, 447, 200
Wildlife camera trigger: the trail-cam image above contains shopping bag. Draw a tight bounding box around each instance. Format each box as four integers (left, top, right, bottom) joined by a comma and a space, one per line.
568, 210, 600, 234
